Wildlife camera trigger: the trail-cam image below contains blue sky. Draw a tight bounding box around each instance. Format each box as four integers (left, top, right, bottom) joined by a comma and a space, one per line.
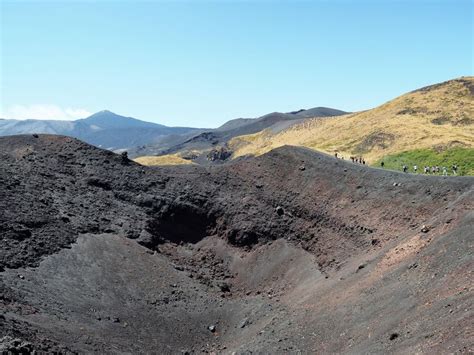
1, 0, 472, 127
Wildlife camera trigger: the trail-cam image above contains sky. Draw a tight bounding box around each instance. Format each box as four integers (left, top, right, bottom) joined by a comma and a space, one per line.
0, 0, 472, 127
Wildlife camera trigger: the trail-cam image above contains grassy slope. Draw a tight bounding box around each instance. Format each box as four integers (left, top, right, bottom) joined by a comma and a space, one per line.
375, 147, 474, 176
230, 77, 474, 172
134, 154, 194, 166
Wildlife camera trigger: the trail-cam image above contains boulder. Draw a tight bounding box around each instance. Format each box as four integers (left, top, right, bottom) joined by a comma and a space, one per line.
275, 206, 284, 216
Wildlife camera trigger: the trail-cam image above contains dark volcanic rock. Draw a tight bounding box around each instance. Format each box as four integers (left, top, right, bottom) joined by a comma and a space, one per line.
0, 134, 473, 354
207, 146, 232, 162
1, 135, 471, 270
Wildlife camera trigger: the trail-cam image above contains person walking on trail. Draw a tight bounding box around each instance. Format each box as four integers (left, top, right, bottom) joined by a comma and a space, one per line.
442, 167, 448, 176
413, 165, 418, 173
403, 165, 408, 173
381, 161, 385, 168
452, 164, 458, 175
335, 152, 338, 159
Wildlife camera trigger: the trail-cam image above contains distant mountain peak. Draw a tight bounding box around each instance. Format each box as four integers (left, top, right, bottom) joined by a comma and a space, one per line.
86, 110, 121, 118
0, 110, 202, 152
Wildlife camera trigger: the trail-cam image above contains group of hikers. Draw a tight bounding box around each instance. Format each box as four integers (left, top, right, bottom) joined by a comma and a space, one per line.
334, 151, 460, 176
334, 152, 366, 165
393, 163, 458, 176
350, 156, 366, 164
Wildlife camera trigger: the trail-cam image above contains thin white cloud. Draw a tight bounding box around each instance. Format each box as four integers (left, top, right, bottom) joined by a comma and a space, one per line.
0, 104, 92, 120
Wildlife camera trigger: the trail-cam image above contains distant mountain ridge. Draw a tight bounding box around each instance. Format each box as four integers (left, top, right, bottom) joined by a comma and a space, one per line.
133, 106, 348, 162
77, 110, 161, 129
0, 110, 203, 151
0, 106, 348, 158
216, 107, 346, 132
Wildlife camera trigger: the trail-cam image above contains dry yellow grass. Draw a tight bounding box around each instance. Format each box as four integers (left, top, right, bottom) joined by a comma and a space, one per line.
134, 154, 194, 166
230, 77, 474, 163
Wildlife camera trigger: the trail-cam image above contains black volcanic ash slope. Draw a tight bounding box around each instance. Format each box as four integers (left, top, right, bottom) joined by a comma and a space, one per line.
1, 134, 473, 353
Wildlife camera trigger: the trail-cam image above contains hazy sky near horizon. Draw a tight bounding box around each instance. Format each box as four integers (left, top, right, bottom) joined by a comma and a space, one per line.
1, 0, 472, 127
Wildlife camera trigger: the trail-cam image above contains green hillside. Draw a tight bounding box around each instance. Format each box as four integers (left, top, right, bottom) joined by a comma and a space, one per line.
374, 147, 474, 176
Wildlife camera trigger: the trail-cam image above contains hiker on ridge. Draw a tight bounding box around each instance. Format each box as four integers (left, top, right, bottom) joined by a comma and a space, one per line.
452, 164, 458, 175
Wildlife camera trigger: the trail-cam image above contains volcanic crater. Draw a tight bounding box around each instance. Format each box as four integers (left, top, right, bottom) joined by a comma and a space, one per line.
1, 134, 473, 353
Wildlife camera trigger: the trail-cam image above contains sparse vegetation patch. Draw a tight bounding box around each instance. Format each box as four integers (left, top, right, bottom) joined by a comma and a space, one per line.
374, 147, 474, 175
